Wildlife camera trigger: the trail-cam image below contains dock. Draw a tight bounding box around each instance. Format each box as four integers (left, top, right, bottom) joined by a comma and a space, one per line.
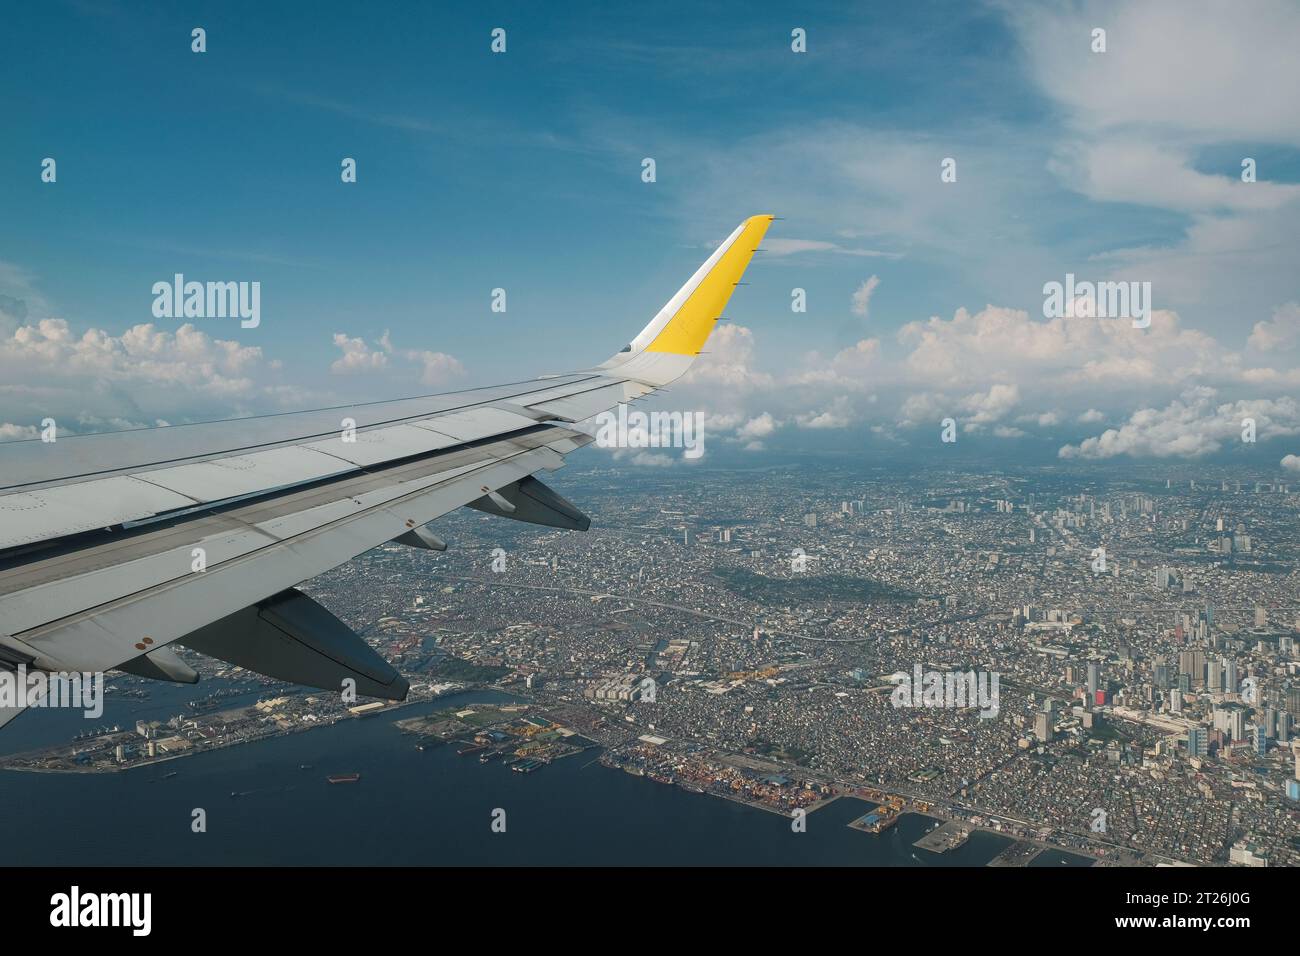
913, 819, 972, 853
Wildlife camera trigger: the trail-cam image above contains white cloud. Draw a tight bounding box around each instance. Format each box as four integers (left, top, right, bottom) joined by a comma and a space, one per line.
737, 412, 777, 441
680, 324, 773, 392
961, 383, 1020, 429
329, 329, 464, 387
1060, 389, 1300, 459
1248, 302, 1300, 352
1002, 0, 1300, 325
0, 422, 37, 441
409, 350, 465, 387
330, 333, 389, 373
0, 317, 297, 432
1006, 0, 1300, 148
796, 396, 854, 430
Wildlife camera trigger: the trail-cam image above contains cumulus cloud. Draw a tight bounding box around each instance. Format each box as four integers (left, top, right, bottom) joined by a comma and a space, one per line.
0, 422, 37, 441
961, 383, 1020, 429
897, 304, 1228, 390
330, 333, 388, 373
329, 329, 464, 387
408, 350, 465, 387
796, 397, 854, 430
1248, 302, 1300, 352
1060, 389, 1300, 460
737, 412, 777, 441
635, 286, 1300, 455
0, 316, 295, 431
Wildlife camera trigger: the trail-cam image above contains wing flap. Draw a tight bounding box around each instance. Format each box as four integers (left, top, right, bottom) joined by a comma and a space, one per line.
0, 476, 197, 549
139, 445, 358, 503
303, 422, 458, 466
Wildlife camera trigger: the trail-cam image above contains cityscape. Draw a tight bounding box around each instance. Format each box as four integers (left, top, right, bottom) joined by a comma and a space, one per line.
6, 458, 1296, 868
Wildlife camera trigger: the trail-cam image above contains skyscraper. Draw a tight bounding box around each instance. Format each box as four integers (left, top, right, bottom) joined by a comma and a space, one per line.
1206, 660, 1222, 693
1034, 712, 1052, 743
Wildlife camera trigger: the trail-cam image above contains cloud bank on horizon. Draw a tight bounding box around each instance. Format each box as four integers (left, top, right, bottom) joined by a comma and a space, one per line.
2, 0, 1298, 467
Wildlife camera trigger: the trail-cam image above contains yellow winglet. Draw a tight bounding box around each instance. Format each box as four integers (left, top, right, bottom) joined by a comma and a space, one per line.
644, 215, 774, 356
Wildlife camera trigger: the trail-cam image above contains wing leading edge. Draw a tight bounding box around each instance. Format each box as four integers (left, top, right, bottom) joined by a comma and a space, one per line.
0, 215, 774, 722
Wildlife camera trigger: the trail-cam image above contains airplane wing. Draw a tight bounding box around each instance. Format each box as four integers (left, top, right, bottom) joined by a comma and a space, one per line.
0, 215, 774, 726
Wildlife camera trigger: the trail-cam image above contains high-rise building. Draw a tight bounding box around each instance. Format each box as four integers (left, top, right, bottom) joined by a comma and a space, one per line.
1087, 661, 1100, 698
1254, 726, 1268, 755
1206, 660, 1222, 692
1187, 726, 1208, 758
1034, 712, 1052, 743
1178, 650, 1205, 688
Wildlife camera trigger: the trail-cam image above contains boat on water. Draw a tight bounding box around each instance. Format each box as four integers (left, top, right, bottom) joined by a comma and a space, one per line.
327, 773, 361, 784
299, 764, 313, 770
512, 759, 543, 773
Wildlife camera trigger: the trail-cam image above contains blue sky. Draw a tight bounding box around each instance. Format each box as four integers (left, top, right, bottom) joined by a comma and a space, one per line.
3, 1, 1300, 467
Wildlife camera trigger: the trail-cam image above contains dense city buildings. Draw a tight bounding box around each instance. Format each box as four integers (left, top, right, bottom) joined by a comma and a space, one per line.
291, 459, 1299, 866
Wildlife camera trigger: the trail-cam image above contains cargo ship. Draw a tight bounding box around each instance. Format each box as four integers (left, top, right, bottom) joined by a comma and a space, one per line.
327, 773, 361, 784
512, 759, 543, 773
457, 743, 488, 756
